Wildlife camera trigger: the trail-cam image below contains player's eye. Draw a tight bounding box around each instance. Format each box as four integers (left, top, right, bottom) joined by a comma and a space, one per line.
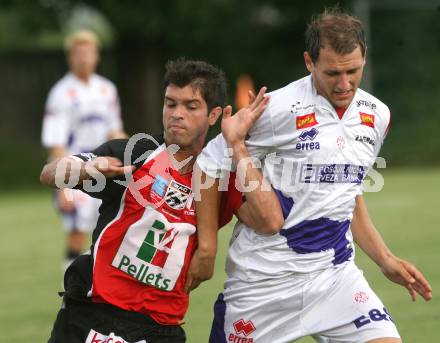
326, 71, 339, 77
187, 103, 198, 110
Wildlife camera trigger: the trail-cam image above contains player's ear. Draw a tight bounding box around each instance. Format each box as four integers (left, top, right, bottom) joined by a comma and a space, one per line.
304, 51, 314, 73
93, 44, 100, 66
363, 47, 367, 66
208, 106, 222, 126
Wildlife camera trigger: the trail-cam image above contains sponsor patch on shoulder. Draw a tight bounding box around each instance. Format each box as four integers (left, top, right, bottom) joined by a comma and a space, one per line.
296, 113, 318, 129
360, 112, 375, 128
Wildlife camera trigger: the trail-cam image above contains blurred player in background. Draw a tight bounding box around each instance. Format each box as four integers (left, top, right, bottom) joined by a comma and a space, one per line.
41, 30, 126, 271
195, 8, 432, 343
235, 74, 255, 110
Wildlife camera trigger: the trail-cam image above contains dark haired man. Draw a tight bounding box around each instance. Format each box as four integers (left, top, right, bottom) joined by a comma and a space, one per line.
196, 9, 432, 342
40, 58, 278, 342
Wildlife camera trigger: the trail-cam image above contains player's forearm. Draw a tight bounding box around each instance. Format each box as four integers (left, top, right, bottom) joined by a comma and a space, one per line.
351, 195, 394, 267
40, 157, 89, 188
108, 129, 128, 140
194, 176, 221, 258
231, 142, 284, 234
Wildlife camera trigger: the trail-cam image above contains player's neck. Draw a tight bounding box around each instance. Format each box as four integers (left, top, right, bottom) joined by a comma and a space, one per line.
165, 136, 205, 174
72, 72, 92, 84
167, 149, 196, 175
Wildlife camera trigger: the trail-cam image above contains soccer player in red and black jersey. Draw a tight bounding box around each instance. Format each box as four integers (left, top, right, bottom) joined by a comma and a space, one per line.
40, 58, 282, 342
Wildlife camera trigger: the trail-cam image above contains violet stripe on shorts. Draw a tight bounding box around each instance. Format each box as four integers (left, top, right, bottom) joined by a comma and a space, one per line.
209, 293, 227, 343
280, 217, 353, 265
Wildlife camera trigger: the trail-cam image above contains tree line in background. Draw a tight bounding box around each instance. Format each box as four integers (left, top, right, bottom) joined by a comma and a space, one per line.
0, 0, 439, 189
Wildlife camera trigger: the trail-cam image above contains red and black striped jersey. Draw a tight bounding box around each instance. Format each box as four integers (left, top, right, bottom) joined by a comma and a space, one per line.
73, 135, 241, 325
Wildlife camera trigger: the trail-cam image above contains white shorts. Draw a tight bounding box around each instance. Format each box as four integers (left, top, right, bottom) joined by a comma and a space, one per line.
209, 262, 400, 343
55, 189, 101, 232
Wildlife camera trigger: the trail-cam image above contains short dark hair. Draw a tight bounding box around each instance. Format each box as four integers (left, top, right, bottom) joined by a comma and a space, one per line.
305, 8, 366, 63
164, 58, 227, 112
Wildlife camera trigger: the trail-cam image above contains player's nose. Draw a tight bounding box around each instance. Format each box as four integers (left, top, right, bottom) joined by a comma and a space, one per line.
336, 73, 351, 91
170, 105, 185, 119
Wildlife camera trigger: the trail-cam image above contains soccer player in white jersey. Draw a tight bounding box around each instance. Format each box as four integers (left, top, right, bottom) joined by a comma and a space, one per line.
41, 30, 126, 271
194, 9, 432, 343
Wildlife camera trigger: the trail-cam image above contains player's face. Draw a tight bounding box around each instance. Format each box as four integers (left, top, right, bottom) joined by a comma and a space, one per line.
163, 84, 221, 154
304, 45, 365, 109
68, 42, 99, 80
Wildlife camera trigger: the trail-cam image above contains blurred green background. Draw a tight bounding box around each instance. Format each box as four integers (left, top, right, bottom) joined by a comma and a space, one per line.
1, 0, 439, 192
0, 0, 439, 342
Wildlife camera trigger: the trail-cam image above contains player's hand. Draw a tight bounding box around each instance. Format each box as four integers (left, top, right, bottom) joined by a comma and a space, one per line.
84, 157, 136, 179
183, 249, 215, 293
57, 188, 75, 213
380, 255, 432, 301
221, 87, 270, 147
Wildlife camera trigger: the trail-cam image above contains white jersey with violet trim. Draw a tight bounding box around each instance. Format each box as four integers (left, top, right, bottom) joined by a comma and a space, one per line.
197, 75, 391, 278
42, 73, 122, 155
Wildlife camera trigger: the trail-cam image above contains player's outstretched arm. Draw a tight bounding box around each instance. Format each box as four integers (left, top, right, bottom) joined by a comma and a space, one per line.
351, 195, 432, 301
45, 146, 76, 212
184, 169, 221, 293
40, 156, 134, 188
223, 87, 284, 234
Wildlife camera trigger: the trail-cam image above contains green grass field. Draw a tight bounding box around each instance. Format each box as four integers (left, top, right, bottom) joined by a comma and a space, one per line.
0, 168, 439, 342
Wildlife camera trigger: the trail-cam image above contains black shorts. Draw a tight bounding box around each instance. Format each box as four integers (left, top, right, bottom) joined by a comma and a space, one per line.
48, 298, 186, 343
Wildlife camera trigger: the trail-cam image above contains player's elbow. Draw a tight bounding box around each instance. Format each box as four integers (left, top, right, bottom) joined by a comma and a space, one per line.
266, 214, 284, 234
257, 212, 284, 235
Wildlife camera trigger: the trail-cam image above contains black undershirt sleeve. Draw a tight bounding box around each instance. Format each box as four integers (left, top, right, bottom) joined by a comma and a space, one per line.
72, 135, 164, 201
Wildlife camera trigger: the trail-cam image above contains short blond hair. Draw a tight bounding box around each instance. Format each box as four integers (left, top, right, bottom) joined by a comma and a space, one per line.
64, 30, 100, 52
